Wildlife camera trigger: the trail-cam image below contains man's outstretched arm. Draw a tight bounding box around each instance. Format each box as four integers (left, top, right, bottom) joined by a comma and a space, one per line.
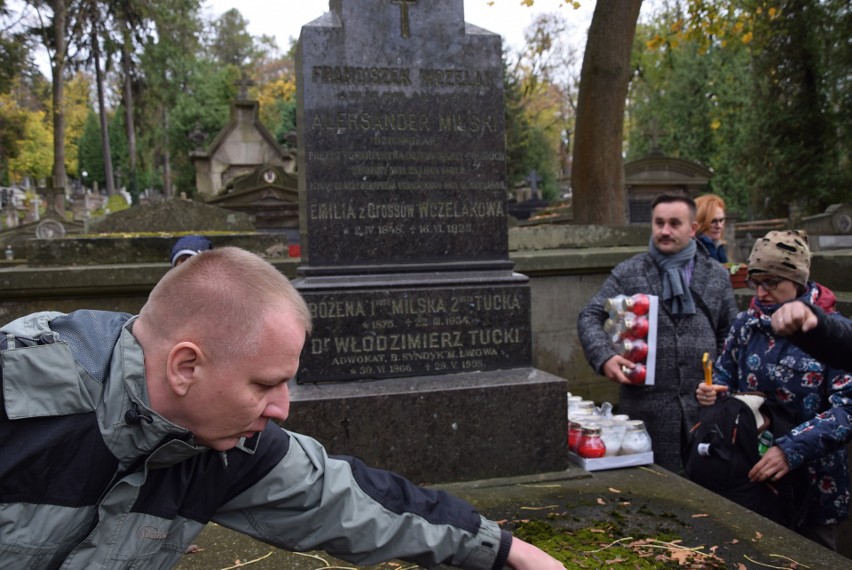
771, 301, 852, 371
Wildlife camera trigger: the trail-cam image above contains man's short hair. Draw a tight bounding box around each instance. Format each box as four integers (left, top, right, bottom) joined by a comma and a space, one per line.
141, 247, 312, 362
651, 193, 697, 220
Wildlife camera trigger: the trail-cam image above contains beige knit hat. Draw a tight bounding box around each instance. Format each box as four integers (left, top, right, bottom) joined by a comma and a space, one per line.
747, 230, 811, 287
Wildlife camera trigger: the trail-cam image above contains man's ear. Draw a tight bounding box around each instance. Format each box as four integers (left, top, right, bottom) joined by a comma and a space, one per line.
690, 219, 698, 237
166, 342, 203, 397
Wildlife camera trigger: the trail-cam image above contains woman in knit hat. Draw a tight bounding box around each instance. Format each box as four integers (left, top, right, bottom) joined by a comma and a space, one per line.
694, 230, 852, 550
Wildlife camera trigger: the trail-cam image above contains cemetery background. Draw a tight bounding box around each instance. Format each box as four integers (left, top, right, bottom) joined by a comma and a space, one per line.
3, 2, 852, 223
1, 0, 852, 566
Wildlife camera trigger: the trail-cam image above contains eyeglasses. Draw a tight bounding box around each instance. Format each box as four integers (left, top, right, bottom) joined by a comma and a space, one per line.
710, 218, 726, 226
746, 277, 783, 291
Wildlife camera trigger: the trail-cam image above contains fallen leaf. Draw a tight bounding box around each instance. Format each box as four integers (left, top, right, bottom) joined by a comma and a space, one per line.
596, 497, 606, 505
736, 564, 747, 570
669, 549, 693, 564
729, 539, 739, 544
608, 487, 621, 493
754, 531, 763, 540
691, 513, 709, 518
589, 528, 606, 533
184, 544, 203, 554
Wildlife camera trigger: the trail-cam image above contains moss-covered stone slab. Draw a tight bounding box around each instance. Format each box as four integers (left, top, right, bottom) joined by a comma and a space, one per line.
25, 233, 289, 266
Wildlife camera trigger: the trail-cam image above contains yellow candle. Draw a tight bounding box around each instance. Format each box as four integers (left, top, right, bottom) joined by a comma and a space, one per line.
703, 352, 712, 385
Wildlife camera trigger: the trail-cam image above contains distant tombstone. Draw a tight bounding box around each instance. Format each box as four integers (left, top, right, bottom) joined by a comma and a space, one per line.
5, 208, 16, 229
90, 199, 256, 234
643, 118, 667, 156
38, 186, 66, 216
623, 156, 711, 223
508, 169, 550, 221
2, 189, 17, 228
295, 0, 531, 383
31, 193, 40, 222
526, 169, 542, 200
35, 219, 66, 239
190, 75, 294, 198
621, 118, 710, 223
207, 164, 298, 232
800, 203, 852, 250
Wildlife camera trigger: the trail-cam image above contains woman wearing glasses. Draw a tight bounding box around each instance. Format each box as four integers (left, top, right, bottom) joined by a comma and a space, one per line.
694, 194, 728, 263
695, 230, 852, 550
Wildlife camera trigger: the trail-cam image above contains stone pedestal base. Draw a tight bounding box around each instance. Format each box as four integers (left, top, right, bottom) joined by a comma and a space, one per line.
286, 367, 569, 484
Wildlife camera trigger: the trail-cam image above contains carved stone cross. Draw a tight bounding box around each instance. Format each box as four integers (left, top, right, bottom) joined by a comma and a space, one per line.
391, 0, 417, 38
644, 118, 667, 155
234, 72, 255, 100
525, 169, 543, 200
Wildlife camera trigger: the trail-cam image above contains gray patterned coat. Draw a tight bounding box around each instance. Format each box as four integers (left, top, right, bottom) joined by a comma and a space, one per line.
577, 246, 737, 472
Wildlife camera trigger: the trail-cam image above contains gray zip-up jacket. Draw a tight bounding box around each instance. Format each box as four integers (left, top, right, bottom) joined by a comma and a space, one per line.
0, 310, 510, 569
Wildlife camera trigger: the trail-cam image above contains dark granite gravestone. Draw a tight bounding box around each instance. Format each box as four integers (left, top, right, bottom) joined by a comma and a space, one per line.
288, 0, 567, 483
295, 0, 532, 383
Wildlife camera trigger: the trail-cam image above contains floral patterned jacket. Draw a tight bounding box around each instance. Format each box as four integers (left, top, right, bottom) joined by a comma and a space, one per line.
714, 282, 852, 525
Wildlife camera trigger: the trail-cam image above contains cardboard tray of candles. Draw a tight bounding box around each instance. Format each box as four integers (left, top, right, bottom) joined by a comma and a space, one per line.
566, 451, 654, 472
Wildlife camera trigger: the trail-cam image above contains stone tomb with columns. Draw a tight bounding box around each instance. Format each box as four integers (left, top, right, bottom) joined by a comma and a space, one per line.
285, 0, 567, 485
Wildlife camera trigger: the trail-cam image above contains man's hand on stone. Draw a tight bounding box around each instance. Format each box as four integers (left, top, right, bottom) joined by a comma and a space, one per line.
602, 355, 634, 385
506, 537, 566, 569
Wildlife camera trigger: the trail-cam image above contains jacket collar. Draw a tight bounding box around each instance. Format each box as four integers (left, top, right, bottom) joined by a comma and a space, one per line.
101, 317, 206, 469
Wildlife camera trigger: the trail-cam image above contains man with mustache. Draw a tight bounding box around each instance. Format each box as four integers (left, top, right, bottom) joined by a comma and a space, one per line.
578, 193, 737, 472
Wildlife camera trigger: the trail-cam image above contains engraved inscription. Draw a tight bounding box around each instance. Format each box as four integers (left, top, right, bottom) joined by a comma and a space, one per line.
300, 289, 530, 382
420, 68, 497, 88
310, 66, 498, 90
312, 111, 430, 131
312, 66, 412, 86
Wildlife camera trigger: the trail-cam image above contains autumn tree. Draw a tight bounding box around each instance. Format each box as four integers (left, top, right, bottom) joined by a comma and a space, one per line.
627, 1, 756, 214
7, 77, 53, 183
571, 0, 643, 224
630, 0, 852, 218
507, 11, 582, 199
50, 0, 66, 192
207, 8, 255, 67
0, 0, 32, 93
745, 0, 844, 217
0, 91, 28, 185
134, 0, 203, 197
0, 1, 33, 184
62, 71, 92, 180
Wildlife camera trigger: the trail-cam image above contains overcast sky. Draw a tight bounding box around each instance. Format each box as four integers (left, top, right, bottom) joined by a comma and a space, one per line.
203, 0, 596, 56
